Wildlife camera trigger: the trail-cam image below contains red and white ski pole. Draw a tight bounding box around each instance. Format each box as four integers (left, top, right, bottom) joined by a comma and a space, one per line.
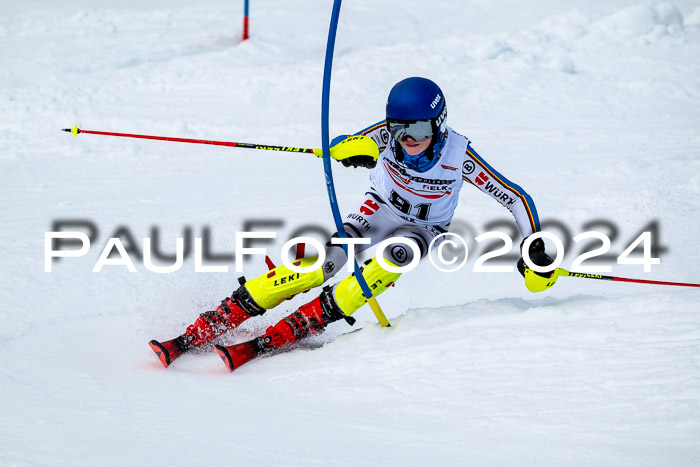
558, 269, 700, 288
62, 125, 316, 155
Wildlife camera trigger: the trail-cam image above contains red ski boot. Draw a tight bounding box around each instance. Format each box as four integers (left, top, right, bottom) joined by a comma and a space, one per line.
149, 280, 266, 367
215, 287, 354, 372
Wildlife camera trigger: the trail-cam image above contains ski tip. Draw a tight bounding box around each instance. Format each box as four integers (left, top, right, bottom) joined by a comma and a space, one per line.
214, 345, 235, 373
149, 340, 171, 368
61, 125, 80, 137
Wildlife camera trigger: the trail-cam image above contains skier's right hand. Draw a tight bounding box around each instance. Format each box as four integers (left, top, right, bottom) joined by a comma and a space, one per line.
313, 135, 379, 168
340, 155, 377, 168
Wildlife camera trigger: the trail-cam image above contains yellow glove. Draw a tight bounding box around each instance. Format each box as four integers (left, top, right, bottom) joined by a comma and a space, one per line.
521, 265, 565, 293
517, 236, 560, 293
313, 135, 379, 168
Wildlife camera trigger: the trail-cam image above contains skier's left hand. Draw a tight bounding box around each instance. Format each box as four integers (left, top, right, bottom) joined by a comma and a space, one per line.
517, 235, 560, 293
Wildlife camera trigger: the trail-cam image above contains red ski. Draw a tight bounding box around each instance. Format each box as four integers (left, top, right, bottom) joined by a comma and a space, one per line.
148, 337, 187, 368
148, 282, 265, 368
214, 336, 273, 372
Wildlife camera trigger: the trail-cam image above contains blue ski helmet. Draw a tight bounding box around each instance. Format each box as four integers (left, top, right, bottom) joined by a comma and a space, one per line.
386, 77, 448, 170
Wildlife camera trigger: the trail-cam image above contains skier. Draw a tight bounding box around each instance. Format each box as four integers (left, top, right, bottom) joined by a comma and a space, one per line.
149, 77, 555, 371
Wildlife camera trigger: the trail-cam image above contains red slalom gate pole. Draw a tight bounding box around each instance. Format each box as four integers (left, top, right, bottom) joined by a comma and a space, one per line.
62, 125, 316, 155
558, 269, 700, 288
243, 0, 250, 40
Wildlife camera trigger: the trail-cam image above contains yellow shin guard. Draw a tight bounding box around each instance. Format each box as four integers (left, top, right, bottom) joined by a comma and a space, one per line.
245, 257, 325, 310
333, 258, 402, 316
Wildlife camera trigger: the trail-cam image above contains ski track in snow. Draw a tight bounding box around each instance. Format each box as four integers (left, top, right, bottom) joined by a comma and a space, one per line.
1, 0, 700, 465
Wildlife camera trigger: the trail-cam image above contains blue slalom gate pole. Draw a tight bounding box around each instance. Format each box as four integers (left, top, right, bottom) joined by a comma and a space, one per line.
243, 0, 250, 40
320, 0, 389, 326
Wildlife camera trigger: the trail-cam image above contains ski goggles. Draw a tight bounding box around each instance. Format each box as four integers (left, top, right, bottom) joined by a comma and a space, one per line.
387, 119, 433, 142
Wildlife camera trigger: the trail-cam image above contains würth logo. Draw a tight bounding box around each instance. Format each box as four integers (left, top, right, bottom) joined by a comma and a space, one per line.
440, 164, 457, 171
476, 171, 489, 186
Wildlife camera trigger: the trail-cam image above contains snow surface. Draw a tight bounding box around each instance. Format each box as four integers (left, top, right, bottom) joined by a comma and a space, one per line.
2, 0, 700, 465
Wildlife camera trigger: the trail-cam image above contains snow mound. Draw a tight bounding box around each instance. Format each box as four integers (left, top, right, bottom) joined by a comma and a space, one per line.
595, 3, 684, 37
686, 7, 700, 27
